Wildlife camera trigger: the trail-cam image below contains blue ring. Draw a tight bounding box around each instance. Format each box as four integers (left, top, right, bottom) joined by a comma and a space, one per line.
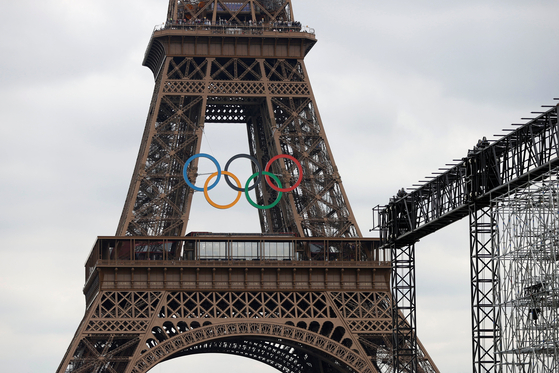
183, 153, 221, 192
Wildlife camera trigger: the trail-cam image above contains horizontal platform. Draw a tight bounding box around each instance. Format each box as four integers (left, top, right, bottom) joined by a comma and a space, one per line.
143, 26, 317, 75
83, 235, 389, 305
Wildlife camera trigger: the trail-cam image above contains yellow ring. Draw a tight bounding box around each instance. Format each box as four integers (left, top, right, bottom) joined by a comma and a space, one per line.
203, 171, 242, 209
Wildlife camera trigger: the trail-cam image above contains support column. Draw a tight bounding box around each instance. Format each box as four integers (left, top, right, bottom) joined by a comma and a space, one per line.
391, 243, 418, 372
470, 205, 500, 373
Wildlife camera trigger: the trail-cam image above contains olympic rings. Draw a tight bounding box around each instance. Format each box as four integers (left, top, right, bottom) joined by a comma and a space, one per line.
224, 154, 261, 192
245, 171, 283, 210
183, 153, 221, 192
204, 171, 242, 209
183, 153, 303, 209
265, 154, 303, 192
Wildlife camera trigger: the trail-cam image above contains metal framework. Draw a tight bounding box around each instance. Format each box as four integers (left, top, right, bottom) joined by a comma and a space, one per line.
56, 1, 440, 372
470, 205, 500, 373
376, 102, 559, 373
116, 0, 360, 238
56, 235, 436, 373
377, 104, 559, 248
390, 243, 418, 372
494, 172, 559, 373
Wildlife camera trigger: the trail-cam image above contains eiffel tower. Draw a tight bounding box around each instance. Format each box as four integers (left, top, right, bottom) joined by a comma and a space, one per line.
57, 1, 439, 372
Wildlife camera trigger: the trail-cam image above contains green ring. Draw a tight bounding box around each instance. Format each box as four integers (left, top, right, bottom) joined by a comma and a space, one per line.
245, 171, 283, 209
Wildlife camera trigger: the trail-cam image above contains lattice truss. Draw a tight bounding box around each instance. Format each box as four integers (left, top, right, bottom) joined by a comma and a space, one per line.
376, 104, 559, 246
495, 172, 559, 373
167, 0, 294, 24
120, 94, 203, 236
390, 244, 419, 373
61, 290, 404, 373
118, 55, 360, 237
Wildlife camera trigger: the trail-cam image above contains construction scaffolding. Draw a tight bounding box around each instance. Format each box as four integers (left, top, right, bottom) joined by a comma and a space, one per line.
495, 171, 559, 373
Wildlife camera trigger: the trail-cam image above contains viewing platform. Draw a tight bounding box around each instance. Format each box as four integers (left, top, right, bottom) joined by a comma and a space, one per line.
152, 21, 315, 36
143, 21, 317, 76
83, 234, 390, 307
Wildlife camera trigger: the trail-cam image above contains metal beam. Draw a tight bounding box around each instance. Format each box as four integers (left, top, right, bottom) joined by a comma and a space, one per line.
377, 105, 559, 248
376, 103, 558, 373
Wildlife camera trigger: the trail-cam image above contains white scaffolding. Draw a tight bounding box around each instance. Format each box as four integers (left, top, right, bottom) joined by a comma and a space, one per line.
495, 173, 559, 373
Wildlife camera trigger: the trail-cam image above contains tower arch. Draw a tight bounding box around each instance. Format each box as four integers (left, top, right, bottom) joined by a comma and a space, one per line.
133, 321, 370, 373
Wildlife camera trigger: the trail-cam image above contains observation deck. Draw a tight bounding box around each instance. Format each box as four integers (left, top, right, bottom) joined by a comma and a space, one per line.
83, 234, 389, 307
143, 21, 317, 78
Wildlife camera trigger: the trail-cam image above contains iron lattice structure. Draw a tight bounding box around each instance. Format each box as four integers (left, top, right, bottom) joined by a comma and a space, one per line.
376, 103, 559, 372
56, 1, 439, 373
57, 236, 437, 373
494, 173, 559, 373
116, 0, 360, 238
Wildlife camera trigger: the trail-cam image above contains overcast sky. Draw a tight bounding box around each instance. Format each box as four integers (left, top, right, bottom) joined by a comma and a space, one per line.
1, 1, 558, 372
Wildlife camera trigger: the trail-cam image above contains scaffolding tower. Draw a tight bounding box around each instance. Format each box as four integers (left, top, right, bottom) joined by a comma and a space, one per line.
495, 171, 559, 373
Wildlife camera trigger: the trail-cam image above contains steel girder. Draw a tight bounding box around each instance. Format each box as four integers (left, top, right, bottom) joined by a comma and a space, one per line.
390, 243, 418, 372
470, 206, 500, 373
377, 103, 559, 373
377, 105, 559, 247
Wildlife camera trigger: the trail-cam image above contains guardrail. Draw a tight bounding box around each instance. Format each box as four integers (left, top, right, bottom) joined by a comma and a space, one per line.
85, 235, 387, 282
152, 22, 315, 35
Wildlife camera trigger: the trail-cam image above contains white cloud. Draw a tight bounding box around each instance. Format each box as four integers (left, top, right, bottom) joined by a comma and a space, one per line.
1, 0, 558, 372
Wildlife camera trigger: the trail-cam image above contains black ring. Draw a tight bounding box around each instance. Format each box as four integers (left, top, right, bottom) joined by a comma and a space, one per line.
224, 154, 262, 192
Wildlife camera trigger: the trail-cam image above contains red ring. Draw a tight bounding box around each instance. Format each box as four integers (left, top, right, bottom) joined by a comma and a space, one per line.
264, 154, 303, 192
